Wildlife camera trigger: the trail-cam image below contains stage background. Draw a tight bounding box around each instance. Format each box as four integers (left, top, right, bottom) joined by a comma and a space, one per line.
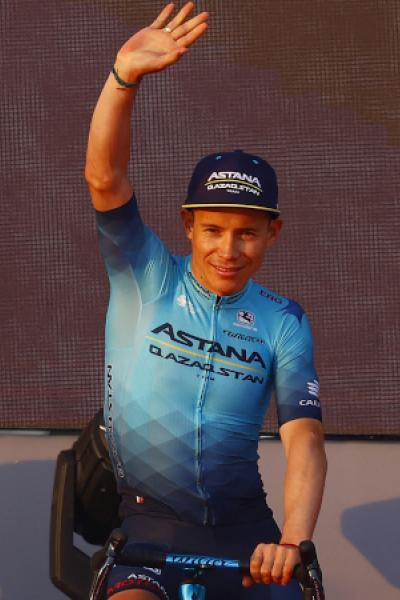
1, 0, 399, 433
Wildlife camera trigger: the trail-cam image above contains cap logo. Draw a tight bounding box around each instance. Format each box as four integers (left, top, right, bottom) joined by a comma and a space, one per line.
206, 171, 262, 196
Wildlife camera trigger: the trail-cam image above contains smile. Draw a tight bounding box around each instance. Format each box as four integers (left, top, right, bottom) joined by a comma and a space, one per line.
211, 265, 243, 276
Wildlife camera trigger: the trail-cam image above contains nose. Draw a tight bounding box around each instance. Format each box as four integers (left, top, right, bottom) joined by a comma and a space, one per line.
218, 233, 240, 260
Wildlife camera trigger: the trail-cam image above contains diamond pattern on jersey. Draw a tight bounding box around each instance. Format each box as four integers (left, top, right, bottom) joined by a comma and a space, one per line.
108, 391, 198, 501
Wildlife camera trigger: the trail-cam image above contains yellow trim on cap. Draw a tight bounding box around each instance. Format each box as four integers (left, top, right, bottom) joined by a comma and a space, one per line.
181, 202, 280, 213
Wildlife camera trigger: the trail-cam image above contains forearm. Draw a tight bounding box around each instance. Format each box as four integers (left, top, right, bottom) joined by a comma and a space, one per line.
85, 63, 140, 210
245, 424, 326, 588
280, 424, 327, 544
84, 4, 208, 211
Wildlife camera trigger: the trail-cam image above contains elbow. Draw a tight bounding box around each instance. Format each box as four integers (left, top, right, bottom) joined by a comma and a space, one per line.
84, 150, 125, 191
84, 165, 133, 211
84, 165, 119, 193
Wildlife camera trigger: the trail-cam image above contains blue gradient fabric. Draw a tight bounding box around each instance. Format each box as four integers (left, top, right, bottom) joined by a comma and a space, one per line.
96, 197, 321, 526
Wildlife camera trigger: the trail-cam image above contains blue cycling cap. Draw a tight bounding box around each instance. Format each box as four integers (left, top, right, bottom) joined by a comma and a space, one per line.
182, 149, 280, 217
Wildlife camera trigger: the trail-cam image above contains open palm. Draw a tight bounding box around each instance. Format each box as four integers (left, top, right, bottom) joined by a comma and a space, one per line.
116, 2, 208, 78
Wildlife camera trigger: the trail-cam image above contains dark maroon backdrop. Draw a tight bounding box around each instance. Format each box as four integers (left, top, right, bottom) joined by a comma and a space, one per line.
1, 0, 399, 433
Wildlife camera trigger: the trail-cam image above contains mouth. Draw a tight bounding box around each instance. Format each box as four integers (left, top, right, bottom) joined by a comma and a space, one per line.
211, 264, 243, 277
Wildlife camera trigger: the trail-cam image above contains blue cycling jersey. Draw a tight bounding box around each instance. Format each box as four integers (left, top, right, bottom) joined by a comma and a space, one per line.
96, 197, 321, 526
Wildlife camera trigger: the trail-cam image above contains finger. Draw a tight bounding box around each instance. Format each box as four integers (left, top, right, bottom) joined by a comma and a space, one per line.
171, 12, 209, 41
251, 543, 278, 585
271, 547, 286, 585
150, 3, 175, 29
281, 562, 293, 586
259, 551, 275, 585
281, 550, 299, 586
176, 22, 208, 48
166, 1, 194, 30
249, 544, 267, 584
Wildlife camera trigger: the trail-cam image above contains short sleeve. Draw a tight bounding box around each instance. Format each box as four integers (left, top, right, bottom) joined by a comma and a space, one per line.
272, 302, 322, 426
95, 195, 176, 304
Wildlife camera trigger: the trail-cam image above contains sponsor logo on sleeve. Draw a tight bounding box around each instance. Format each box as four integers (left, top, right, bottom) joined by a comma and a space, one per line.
300, 379, 320, 407
307, 379, 320, 398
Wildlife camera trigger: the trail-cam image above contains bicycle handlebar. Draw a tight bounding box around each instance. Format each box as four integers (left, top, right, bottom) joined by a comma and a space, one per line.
90, 529, 325, 600
117, 542, 248, 570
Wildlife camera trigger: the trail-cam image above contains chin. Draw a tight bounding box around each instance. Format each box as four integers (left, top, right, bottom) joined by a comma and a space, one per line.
214, 281, 244, 296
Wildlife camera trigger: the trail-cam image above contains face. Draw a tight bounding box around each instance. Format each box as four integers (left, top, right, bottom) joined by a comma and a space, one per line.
181, 207, 283, 296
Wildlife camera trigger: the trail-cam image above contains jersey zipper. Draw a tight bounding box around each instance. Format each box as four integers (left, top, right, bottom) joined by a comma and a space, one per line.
195, 295, 222, 525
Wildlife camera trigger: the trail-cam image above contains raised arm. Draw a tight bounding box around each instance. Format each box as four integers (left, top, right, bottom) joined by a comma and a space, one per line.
85, 2, 208, 212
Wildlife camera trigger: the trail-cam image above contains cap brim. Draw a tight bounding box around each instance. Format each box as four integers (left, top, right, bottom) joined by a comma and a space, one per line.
181, 202, 280, 215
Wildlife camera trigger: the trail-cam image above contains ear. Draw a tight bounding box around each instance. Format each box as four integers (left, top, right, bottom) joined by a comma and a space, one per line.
180, 209, 195, 240
266, 218, 283, 247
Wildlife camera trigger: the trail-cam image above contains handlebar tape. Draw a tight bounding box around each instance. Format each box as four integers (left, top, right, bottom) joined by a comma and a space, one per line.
116, 544, 249, 572
116, 543, 167, 568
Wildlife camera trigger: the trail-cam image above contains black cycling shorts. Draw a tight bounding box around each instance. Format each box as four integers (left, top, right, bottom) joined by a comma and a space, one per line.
106, 513, 303, 600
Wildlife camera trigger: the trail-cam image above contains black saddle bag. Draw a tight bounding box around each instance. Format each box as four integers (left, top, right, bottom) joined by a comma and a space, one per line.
50, 409, 120, 599
73, 409, 121, 545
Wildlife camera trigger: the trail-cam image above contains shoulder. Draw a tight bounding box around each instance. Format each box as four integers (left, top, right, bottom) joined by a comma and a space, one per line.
251, 281, 306, 325
173, 255, 189, 270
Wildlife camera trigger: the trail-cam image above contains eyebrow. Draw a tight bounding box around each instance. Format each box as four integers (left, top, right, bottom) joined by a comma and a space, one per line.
199, 222, 223, 229
200, 222, 260, 233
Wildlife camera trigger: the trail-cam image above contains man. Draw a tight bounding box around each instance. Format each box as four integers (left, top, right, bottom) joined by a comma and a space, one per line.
85, 3, 327, 599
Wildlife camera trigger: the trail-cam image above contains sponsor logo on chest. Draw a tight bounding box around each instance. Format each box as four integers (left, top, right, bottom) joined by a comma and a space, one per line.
234, 310, 257, 331
145, 322, 268, 385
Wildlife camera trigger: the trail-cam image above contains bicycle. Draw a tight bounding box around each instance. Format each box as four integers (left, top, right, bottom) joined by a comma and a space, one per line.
90, 528, 325, 600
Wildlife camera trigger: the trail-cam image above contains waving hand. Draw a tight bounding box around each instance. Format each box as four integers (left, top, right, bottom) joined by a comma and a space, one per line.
116, 2, 209, 82
86, 3, 208, 211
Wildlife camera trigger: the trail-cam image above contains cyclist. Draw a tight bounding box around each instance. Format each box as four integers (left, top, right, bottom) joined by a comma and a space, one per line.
85, 3, 327, 599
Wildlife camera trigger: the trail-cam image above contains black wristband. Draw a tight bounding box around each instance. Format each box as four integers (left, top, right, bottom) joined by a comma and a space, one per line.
112, 65, 141, 88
